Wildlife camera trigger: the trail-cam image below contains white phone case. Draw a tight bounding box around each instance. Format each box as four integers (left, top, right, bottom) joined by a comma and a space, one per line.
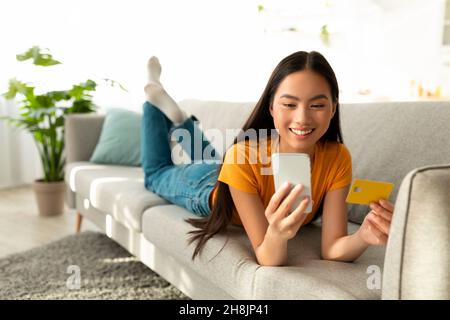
271, 153, 313, 213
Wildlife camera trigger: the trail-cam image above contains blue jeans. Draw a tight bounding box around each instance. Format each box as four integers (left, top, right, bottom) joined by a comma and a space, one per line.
141, 101, 220, 216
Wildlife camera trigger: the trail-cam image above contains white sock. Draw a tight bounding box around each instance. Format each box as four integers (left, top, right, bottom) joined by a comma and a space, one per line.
144, 56, 188, 125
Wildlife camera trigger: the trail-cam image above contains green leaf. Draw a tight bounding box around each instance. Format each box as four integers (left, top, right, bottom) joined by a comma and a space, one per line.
68, 85, 84, 100
35, 95, 53, 108
67, 99, 96, 114
102, 78, 128, 92
320, 24, 330, 46
54, 115, 65, 127
68, 80, 96, 100
83, 79, 97, 91
34, 55, 61, 66
34, 130, 44, 144
16, 46, 61, 66
2, 78, 34, 100
47, 90, 70, 101
16, 47, 35, 61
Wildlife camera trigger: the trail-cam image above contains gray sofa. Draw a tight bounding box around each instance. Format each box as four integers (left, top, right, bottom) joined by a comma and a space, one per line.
65, 99, 450, 299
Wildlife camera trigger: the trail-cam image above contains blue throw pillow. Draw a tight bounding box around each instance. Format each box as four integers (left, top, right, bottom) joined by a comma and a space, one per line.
90, 108, 141, 166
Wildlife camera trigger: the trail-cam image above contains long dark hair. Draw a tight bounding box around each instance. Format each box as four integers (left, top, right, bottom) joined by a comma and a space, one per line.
186, 51, 343, 259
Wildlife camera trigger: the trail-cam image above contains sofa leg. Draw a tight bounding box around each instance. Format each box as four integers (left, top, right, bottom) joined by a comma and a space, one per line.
76, 212, 83, 233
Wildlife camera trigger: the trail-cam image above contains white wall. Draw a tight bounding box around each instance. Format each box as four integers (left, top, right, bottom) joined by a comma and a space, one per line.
0, 0, 448, 187
0, 99, 42, 189
0, 0, 448, 106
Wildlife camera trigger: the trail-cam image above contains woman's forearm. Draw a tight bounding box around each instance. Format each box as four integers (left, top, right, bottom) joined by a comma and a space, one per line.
255, 227, 288, 266
322, 230, 369, 262
255, 229, 369, 265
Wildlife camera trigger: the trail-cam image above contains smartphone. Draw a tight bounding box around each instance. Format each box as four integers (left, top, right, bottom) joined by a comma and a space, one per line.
271, 153, 313, 213
346, 179, 394, 205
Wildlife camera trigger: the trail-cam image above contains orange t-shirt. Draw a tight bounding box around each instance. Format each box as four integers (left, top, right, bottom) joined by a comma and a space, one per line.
211, 137, 352, 225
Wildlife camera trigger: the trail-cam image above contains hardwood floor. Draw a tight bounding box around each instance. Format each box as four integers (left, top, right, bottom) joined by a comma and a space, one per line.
0, 185, 99, 258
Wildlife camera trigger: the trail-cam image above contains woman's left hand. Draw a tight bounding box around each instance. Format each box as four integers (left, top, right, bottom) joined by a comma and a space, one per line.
358, 199, 395, 246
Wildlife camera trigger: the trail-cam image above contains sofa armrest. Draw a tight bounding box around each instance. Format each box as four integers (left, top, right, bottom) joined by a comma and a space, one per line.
65, 113, 105, 163
64, 113, 105, 209
382, 164, 450, 300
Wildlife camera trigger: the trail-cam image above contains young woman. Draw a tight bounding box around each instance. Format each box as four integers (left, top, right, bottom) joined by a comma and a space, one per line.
141, 51, 395, 266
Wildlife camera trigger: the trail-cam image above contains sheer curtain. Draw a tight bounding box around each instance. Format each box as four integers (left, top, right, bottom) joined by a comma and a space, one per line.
0, 98, 42, 189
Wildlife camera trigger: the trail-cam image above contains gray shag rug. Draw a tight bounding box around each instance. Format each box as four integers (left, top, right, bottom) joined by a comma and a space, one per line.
0, 231, 189, 300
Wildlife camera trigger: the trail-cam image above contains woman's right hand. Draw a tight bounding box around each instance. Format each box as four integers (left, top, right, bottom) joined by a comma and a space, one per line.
265, 182, 311, 241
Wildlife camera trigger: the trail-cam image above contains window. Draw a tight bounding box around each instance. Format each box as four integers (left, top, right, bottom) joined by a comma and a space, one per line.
443, 0, 450, 46
442, 0, 450, 70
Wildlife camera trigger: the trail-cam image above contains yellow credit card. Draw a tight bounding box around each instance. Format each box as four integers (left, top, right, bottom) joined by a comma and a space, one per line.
345, 179, 394, 205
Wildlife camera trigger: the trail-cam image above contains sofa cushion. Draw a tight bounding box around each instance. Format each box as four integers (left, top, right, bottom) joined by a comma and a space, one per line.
90, 109, 142, 166
333, 101, 450, 224
65, 162, 168, 231
178, 99, 254, 157
142, 204, 386, 299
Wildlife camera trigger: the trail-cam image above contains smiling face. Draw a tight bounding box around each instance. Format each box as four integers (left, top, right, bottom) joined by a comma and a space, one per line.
270, 70, 337, 157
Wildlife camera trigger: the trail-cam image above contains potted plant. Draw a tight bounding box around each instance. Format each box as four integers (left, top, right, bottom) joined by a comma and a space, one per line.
1, 46, 120, 216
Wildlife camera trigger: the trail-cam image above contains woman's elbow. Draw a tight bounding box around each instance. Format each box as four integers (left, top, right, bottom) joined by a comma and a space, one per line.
256, 258, 286, 267
255, 254, 287, 267
321, 251, 355, 263
320, 251, 335, 261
